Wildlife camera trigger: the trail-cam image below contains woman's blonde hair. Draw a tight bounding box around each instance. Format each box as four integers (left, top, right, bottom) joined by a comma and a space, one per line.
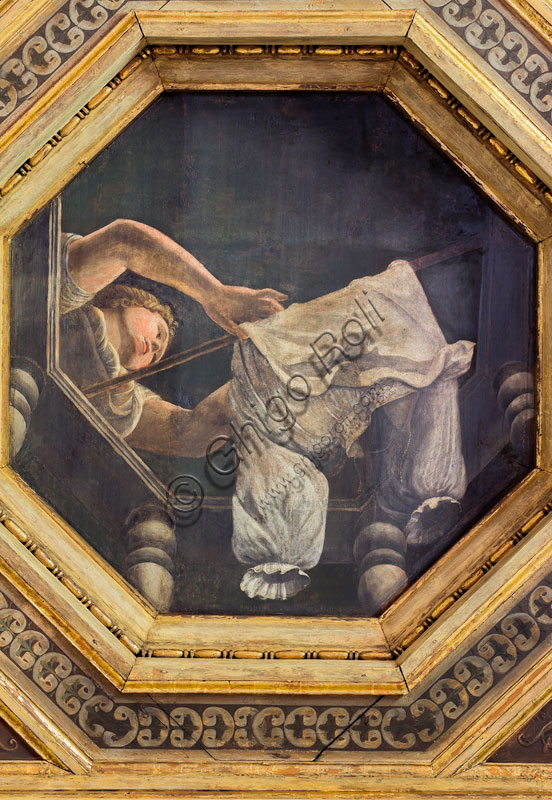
94, 284, 178, 342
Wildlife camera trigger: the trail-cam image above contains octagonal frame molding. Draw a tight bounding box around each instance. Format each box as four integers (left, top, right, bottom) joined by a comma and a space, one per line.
0, 3, 551, 793
1, 541, 552, 778
0, 1, 550, 706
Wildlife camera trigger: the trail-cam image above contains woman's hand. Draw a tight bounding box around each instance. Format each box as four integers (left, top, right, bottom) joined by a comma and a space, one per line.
202, 285, 288, 339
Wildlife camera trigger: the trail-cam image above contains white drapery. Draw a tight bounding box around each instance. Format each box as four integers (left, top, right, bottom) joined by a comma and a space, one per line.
230, 260, 475, 600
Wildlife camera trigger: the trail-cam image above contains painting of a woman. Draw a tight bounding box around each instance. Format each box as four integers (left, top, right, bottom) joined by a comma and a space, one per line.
60, 217, 473, 602
11, 92, 534, 616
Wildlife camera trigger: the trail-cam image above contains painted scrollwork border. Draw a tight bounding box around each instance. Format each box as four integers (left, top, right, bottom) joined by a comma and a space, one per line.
1, 44, 551, 207
1, 568, 551, 752
421, 0, 552, 128
0, 718, 35, 758
1, 0, 552, 136
0, 0, 128, 124
0, 47, 152, 198
490, 697, 552, 760
395, 49, 552, 210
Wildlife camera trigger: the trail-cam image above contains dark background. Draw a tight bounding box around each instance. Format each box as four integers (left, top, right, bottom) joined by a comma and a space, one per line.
13, 91, 536, 615
62, 91, 488, 358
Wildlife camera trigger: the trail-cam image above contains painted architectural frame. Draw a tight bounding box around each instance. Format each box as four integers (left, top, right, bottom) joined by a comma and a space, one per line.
0, 0, 552, 796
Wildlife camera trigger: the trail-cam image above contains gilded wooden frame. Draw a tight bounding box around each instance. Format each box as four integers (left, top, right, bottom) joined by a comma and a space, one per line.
0, 1, 551, 795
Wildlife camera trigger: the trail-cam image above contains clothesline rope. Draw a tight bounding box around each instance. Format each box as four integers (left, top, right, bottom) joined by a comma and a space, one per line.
84, 333, 235, 398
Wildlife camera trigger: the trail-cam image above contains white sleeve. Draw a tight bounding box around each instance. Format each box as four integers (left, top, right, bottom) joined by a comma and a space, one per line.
59, 233, 96, 314
101, 382, 162, 439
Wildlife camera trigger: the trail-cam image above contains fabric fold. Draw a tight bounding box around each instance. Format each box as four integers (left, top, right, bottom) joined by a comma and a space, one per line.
230, 259, 475, 599
240, 564, 311, 600
240, 260, 474, 396
232, 440, 329, 600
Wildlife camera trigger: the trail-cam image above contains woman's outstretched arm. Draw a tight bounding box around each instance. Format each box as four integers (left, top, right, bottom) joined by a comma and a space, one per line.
67, 219, 287, 338
126, 382, 232, 458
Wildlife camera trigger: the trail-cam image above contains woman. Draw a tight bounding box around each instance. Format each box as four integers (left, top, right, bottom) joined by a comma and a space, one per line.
60, 218, 286, 446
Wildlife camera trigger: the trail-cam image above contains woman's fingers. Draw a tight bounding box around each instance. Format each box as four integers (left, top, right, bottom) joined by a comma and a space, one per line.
234, 327, 249, 340
206, 307, 246, 339
222, 319, 245, 338
259, 288, 288, 302
253, 304, 284, 319
259, 298, 285, 314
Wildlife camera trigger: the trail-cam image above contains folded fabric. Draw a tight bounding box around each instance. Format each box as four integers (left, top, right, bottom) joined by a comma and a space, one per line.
373, 373, 468, 545
240, 259, 474, 396
232, 440, 329, 600
230, 260, 475, 600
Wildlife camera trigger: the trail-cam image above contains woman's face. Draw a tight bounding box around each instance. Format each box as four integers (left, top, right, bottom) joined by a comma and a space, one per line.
113, 305, 170, 371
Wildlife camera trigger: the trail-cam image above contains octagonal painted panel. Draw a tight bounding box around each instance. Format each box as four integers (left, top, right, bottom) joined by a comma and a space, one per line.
8, 89, 536, 618
2, 1, 552, 792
